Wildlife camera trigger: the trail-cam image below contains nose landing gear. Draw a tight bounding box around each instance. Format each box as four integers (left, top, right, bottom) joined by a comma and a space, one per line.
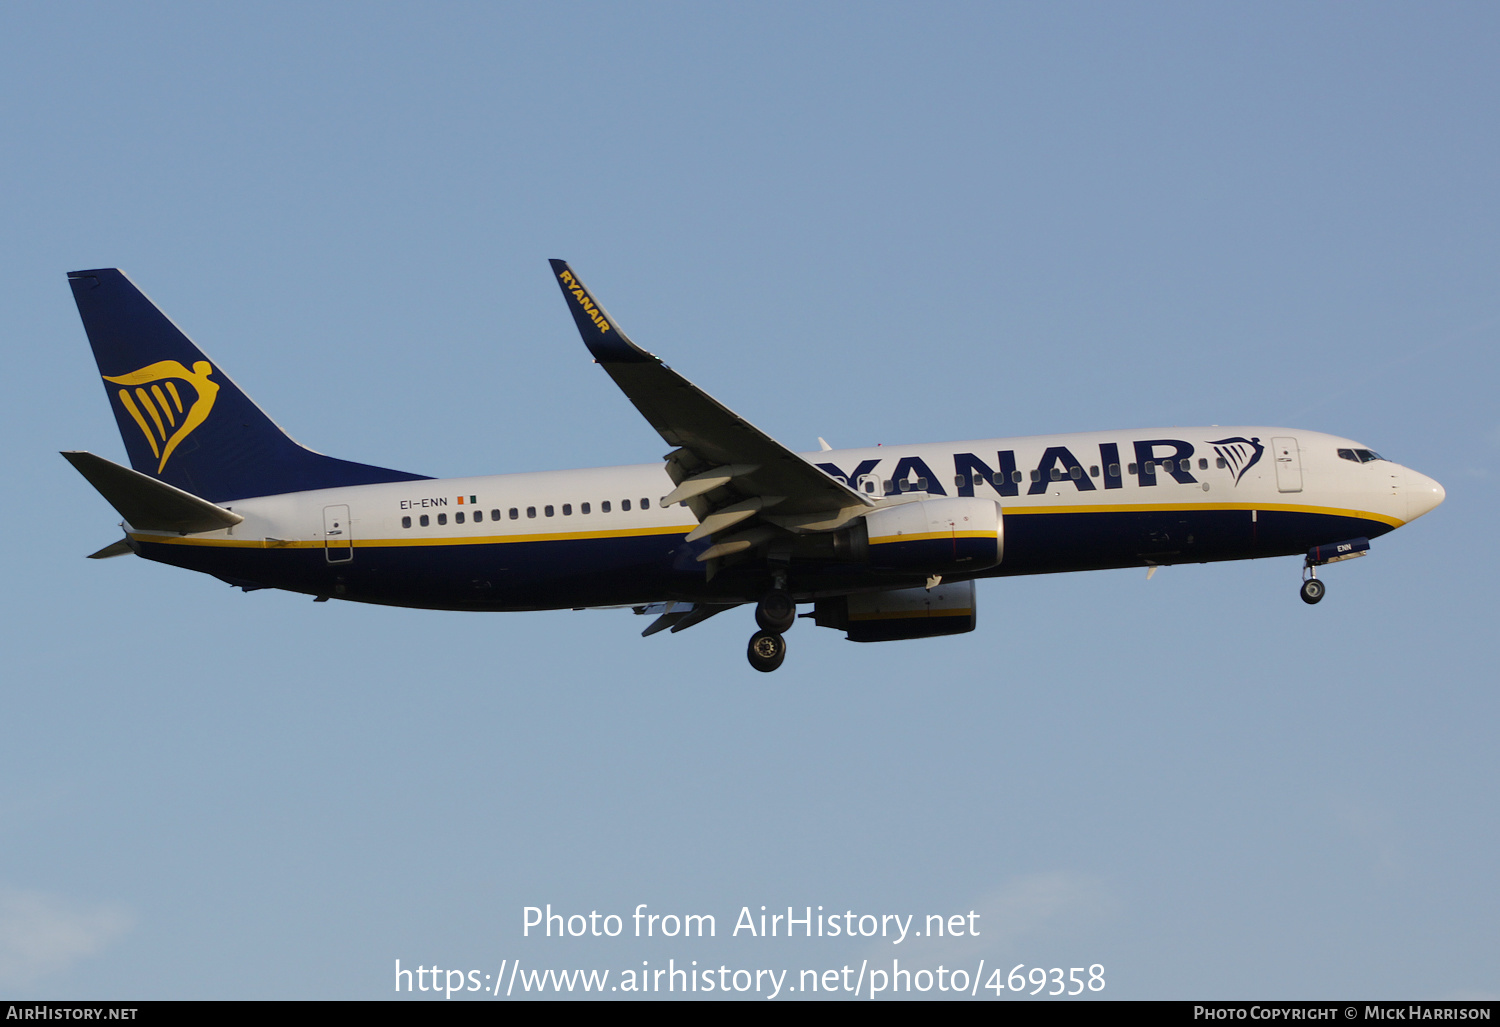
747, 590, 795, 672
1299, 574, 1326, 605
1298, 536, 1370, 605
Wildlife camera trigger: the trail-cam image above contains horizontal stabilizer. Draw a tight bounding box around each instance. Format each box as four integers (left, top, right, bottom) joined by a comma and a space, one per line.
62, 451, 244, 534
87, 538, 135, 559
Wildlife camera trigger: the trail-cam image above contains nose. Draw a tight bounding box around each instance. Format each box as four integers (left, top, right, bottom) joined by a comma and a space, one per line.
1403, 469, 1446, 522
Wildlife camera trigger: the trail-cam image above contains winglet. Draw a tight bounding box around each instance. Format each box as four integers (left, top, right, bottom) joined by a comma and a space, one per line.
548, 260, 656, 364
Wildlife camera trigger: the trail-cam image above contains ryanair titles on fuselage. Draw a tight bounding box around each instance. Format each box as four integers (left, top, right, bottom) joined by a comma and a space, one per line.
556, 269, 612, 335
815, 436, 1266, 496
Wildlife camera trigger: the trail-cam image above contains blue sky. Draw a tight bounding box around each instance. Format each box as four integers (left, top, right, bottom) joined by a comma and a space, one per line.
1, 1, 1495, 999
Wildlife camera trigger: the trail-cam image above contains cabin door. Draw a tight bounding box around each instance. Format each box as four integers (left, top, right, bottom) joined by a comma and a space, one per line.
323, 505, 353, 563
1272, 437, 1303, 493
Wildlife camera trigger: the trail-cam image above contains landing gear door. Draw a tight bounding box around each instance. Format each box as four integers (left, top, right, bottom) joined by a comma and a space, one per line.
1273, 437, 1303, 493
323, 504, 353, 563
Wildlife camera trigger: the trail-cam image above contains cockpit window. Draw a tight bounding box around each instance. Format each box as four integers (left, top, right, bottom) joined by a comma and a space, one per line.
1338, 448, 1385, 463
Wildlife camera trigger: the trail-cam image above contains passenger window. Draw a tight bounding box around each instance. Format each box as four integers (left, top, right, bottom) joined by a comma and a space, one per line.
864, 480, 876, 493
622, 499, 631, 511
509, 508, 519, 520
1030, 469, 1041, 482
402, 516, 412, 529
1198, 458, 1208, 470
1128, 463, 1139, 475
1050, 468, 1062, 481
455, 511, 465, 524
991, 473, 1004, 487
562, 504, 572, 516
437, 513, 447, 525
1181, 459, 1191, 472
602, 501, 611, 513
955, 475, 966, 487
491, 509, 500, 520
1089, 465, 1099, 477
1011, 470, 1023, 484
581, 502, 591, 514
420, 514, 429, 527
641, 498, 650, 509
1216, 457, 1227, 469
527, 507, 536, 518
472, 510, 482, 522
899, 479, 911, 491
917, 477, 928, 490
1108, 463, 1119, 477
883, 480, 894, 495
545, 505, 554, 517
1070, 466, 1082, 479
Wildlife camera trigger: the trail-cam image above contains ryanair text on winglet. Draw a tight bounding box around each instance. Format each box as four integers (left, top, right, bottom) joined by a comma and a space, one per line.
558, 269, 612, 335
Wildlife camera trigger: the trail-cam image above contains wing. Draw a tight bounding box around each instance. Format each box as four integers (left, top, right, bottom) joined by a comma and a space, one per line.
549, 260, 871, 567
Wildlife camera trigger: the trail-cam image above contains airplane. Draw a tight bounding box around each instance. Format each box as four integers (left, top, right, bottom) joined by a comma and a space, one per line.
63, 262, 1446, 672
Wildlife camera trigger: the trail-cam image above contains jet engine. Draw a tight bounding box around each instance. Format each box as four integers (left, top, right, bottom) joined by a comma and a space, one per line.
813, 580, 977, 642
860, 497, 1002, 574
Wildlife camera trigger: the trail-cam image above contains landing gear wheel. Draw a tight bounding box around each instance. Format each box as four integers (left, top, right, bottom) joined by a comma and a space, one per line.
1300, 578, 1326, 605
755, 590, 796, 633
747, 630, 787, 673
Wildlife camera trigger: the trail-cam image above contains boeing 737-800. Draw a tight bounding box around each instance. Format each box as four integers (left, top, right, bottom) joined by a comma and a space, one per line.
63, 262, 1445, 671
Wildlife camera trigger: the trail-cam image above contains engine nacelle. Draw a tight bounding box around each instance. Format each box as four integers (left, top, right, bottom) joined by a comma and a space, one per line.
814, 580, 977, 642
861, 497, 1002, 574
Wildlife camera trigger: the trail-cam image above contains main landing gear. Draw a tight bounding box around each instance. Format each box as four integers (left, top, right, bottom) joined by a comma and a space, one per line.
747, 589, 795, 672
747, 629, 787, 672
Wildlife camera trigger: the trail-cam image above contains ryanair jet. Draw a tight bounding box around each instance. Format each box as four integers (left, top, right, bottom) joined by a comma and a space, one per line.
63, 263, 1446, 672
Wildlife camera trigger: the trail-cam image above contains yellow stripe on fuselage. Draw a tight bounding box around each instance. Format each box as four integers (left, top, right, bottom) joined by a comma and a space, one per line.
132, 524, 695, 548
129, 501, 1401, 550
1003, 501, 1404, 528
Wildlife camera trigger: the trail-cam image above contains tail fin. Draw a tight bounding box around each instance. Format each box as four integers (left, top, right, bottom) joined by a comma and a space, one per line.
68, 269, 429, 502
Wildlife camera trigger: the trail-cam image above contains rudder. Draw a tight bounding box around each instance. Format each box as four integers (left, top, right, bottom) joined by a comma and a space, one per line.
68, 269, 429, 502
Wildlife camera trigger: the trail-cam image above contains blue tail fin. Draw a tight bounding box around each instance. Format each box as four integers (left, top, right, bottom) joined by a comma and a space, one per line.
68, 268, 430, 502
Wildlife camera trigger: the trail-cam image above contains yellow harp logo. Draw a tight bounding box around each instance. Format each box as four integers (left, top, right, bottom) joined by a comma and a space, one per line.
103, 360, 220, 473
